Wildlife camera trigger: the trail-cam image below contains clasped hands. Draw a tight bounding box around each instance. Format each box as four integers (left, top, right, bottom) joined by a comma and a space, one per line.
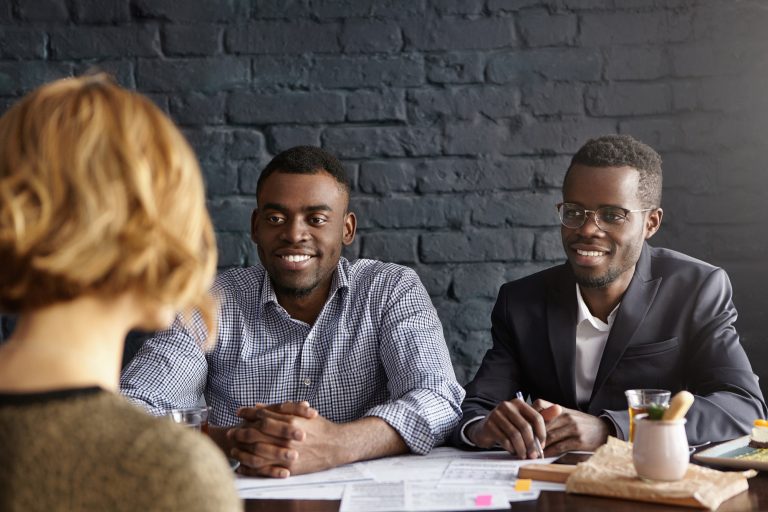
466, 398, 610, 459
227, 400, 339, 478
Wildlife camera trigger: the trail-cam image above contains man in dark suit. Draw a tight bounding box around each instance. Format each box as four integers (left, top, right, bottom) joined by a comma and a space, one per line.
454, 135, 767, 459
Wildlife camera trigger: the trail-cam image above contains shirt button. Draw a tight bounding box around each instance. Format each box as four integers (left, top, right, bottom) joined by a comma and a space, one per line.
303, 378, 311, 386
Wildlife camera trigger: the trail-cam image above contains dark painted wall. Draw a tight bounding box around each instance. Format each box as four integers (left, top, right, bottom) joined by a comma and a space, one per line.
1, 0, 767, 388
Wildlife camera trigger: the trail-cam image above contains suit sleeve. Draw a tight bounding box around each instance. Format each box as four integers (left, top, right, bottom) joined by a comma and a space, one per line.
601, 268, 767, 444
682, 268, 767, 443
451, 286, 525, 447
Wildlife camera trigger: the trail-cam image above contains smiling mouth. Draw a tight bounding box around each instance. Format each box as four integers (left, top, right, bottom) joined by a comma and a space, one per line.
575, 249, 607, 257
280, 254, 312, 263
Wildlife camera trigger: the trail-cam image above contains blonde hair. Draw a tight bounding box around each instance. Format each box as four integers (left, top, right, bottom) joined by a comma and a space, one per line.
0, 74, 217, 339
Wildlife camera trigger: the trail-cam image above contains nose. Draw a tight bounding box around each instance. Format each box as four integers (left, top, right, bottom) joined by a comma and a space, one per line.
280, 218, 310, 243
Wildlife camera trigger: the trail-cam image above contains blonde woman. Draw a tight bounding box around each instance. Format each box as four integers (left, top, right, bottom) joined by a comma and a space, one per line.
0, 75, 241, 511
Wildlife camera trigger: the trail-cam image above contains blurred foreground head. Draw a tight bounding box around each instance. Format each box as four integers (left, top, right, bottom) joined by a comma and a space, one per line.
0, 74, 216, 333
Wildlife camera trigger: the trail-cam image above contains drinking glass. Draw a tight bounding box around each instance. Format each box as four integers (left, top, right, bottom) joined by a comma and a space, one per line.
167, 406, 210, 434
624, 389, 670, 442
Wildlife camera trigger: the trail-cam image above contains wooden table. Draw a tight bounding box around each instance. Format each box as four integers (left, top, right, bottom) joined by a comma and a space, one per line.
244, 470, 767, 511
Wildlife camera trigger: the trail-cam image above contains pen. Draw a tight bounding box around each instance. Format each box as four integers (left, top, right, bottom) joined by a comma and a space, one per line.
515, 391, 545, 459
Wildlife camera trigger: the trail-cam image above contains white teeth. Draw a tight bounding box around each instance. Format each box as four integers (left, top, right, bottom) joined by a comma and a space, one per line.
282, 255, 311, 262
576, 250, 605, 257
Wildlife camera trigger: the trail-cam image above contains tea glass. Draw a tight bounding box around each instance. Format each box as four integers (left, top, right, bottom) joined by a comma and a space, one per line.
624, 389, 671, 442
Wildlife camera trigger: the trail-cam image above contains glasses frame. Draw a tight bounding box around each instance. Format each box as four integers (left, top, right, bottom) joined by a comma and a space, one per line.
556, 202, 656, 232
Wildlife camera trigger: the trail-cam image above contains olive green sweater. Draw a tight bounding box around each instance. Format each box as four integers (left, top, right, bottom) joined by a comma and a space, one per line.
0, 388, 242, 512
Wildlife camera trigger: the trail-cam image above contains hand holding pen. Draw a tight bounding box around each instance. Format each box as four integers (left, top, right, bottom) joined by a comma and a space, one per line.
515, 391, 545, 459
465, 390, 552, 459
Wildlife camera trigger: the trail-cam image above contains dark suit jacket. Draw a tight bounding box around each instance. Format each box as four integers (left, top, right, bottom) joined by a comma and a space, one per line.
455, 244, 767, 446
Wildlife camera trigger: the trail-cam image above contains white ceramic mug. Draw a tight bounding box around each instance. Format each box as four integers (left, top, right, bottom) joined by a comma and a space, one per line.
632, 415, 689, 481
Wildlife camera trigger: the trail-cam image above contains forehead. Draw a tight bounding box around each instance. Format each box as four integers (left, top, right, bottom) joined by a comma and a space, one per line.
563, 164, 641, 207
257, 171, 348, 209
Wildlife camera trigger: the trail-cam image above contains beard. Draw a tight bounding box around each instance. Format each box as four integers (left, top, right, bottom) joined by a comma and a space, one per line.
571, 238, 643, 289
574, 267, 625, 288
272, 281, 319, 298
268, 256, 335, 299
270, 268, 323, 298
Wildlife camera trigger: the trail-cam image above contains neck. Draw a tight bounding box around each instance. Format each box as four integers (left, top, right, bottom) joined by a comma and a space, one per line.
276, 281, 332, 325
0, 294, 139, 393
579, 266, 635, 322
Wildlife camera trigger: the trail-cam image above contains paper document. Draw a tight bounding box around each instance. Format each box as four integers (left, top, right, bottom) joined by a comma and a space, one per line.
236, 447, 565, 501
438, 457, 566, 494
339, 482, 407, 512
339, 482, 511, 512
440, 459, 521, 485
236, 463, 371, 499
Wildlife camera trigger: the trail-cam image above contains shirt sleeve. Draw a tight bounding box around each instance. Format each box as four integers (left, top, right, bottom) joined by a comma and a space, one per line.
119, 313, 209, 416
363, 268, 465, 455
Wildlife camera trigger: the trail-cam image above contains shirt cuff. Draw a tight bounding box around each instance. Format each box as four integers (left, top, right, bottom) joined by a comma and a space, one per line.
459, 416, 486, 447
122, 394, 166, 416
365, 402, 444, 455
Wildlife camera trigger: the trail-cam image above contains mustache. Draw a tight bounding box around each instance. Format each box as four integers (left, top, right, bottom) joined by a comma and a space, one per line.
274, 244, 320, 253
568, 236, 614, 250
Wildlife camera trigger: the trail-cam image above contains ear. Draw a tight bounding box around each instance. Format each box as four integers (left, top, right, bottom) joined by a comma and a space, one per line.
644, 208, 663, 240
343, 211, 357, 246
250, 208, 259, 244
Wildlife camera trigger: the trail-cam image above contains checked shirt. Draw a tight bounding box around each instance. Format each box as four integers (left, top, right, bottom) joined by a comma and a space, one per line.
120, 258, 464, 454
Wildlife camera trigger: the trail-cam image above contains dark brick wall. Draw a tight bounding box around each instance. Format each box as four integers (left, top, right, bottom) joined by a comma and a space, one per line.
2, 0, 768, 388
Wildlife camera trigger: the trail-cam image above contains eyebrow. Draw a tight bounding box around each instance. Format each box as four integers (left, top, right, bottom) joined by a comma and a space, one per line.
261, 203, 334, 213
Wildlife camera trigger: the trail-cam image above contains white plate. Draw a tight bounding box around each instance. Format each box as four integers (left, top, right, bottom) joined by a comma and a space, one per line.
693, 435, 768, 470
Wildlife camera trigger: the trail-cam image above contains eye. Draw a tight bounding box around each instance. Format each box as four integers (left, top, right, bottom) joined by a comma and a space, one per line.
309, 216, 328, 225
564, 207, 584, 219
600, 209, 626, 224
266, 215, 285, 224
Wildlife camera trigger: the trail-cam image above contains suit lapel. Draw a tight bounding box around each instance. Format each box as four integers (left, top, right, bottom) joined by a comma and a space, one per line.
590, 243, 661, 402
547, 266, 579, 408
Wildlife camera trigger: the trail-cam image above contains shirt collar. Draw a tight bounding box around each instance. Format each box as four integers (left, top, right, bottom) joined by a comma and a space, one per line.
575, 283, 619, 332
259, 257, 351, 310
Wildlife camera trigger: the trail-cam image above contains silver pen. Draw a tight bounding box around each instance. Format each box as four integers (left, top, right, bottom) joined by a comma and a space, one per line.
515, 391, 545, 459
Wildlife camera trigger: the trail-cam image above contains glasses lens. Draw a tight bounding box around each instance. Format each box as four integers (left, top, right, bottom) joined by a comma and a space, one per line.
560, 204, 585, 228
595, 207, 627, 229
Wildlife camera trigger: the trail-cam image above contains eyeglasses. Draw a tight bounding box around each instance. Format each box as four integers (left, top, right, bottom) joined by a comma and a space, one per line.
557, 202, 655, 232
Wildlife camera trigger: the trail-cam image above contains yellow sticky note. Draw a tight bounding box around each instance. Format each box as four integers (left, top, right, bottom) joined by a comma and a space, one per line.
515, 479, 532, 492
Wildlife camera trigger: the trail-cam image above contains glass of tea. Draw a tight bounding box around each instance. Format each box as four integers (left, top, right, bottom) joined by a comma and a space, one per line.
624, 389, 671, 442
167, 406, 210, 434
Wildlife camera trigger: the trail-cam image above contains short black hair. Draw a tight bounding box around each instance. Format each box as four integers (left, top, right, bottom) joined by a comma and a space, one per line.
566, 135, 662, 208
256, 145, 351, 199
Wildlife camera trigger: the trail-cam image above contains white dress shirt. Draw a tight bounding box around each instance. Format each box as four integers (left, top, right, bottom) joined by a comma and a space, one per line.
574, 284, 619, 407
460, 284, 621, 446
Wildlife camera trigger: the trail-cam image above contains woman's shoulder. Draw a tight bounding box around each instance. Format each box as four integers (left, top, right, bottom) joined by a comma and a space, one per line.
97, 394, 243, 511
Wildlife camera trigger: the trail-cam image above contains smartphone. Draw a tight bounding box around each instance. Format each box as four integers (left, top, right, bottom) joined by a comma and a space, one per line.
552, 451, 593, 465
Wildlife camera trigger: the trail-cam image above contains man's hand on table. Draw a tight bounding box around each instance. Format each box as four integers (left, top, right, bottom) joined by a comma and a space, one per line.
466, 397, 561, 459
227, 400, 346, 478
533, 399, 611, 455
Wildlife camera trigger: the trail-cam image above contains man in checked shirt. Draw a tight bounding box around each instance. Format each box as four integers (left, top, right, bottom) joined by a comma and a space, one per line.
121, 145, 464, 477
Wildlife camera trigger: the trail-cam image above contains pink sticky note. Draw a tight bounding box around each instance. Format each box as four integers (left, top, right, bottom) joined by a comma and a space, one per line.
475, 495, 493, 507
